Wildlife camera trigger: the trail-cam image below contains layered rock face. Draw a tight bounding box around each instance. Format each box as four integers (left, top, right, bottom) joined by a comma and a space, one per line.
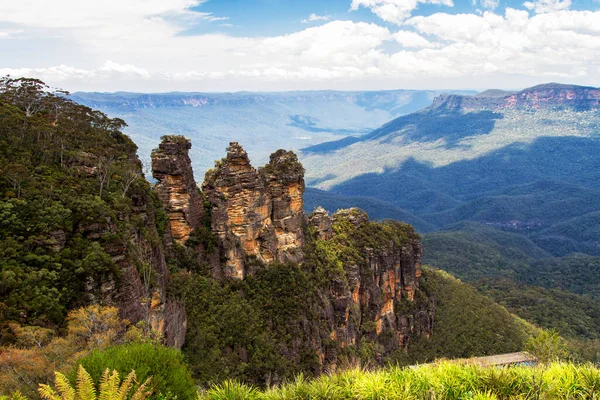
202, 143, 306, 278
262, 150, 306, 264
431, 83, 600, 113
151, 136, 204, 242
202, 142, 275, 278
151, 139, 306, 279
310, 208, 433, 360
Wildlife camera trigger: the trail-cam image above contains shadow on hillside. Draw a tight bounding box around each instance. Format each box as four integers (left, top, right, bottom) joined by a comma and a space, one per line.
328, 136, 600, 215
302, 110, 504, 154
287, 115, 368, 135
369, 110, 504, 148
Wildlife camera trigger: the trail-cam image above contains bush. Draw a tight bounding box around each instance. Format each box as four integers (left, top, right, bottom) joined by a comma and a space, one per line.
74, 343, 196, 400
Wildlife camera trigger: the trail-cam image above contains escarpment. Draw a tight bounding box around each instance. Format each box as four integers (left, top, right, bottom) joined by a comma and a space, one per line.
73, 147, 187, 349
151, 136, 434, 372
309, 208, 433, 363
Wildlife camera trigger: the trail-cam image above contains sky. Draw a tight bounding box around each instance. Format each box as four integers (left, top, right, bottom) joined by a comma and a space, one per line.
1, 0, 600, 92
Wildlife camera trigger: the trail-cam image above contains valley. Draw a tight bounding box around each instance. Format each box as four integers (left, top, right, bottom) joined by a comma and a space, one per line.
71, 89, 473, 180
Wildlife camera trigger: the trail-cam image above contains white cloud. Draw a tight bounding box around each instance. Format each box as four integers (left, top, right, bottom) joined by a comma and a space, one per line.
206, 16, 229, 22
523, 0, 572, 14
472, 0, 500, 10
350, 0, 454, 25
1, 1, 600, 91
301, 13, 331, 23
393, 30, 436, 48
99, 61, 151, 78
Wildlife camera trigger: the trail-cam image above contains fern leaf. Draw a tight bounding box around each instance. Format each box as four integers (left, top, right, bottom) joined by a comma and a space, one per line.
116, 371, 135, 400
129, 378, 152, 400
99, 369, 118, 400
53, 372, 75, 400
98, 370, 110, 400
38, 384, 61, 400
11, 391, 29, 400
76, 365, 97, 400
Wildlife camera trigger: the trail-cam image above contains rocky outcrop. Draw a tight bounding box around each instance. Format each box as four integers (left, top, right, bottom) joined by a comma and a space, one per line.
151, 138, 307, 279
311, 208, 433, 361
262, 150, 306, 264
202, 142, 275, 278
152, 136, 204, 242
201, 142, 306, 279
309, 207, 333, 240
149, 137, 432, 359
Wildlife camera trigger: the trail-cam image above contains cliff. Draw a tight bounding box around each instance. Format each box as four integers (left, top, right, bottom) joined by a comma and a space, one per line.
309, 208, 433, 364
199, 142, 306, 278
151, 136, 434, 379
151, 136, 204, 243
0, 81, 186, 349
430, 83, 600, 113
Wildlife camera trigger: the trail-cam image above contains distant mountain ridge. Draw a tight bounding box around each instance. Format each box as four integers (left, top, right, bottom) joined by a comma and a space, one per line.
300, 83, 600, 344
73, 90, 449, 112
430, 83, 600, 113
301, 82, 600, 188
71, 89, 474, 180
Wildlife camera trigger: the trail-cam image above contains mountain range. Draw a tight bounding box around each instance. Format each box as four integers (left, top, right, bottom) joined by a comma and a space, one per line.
3, 77, 600, 396
302, 83, 600, 343
70, 89, 473, 178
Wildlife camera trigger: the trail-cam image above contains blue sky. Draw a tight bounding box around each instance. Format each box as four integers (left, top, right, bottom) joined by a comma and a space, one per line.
191, 0, 599, 36
1, 0, 600, 92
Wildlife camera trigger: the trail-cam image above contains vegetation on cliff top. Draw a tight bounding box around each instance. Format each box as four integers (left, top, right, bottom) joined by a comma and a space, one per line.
0, 77, 166, 328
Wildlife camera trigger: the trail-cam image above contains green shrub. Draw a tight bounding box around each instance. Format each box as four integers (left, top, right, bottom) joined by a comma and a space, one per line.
198, 362, 600, 400
74, 343, 196, 400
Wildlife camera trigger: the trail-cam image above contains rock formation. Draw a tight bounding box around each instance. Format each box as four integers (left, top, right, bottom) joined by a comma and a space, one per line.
150, 137, 433, 360
201, 143, 307, 278
262, 149, 306, 264
151, 139, 307, 279
311, 208, 433, 361
152, 136, 204, 242
308, 206, 333, 240
202, 142, 277, 278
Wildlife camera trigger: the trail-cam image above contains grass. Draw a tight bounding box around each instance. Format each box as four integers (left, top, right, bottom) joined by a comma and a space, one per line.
199, 362, 600, 399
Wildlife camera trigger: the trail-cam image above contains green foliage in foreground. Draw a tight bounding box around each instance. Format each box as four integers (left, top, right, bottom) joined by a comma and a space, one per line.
40, 365, 152, 400
199, 362, 600, 400
74, 343, 196, 400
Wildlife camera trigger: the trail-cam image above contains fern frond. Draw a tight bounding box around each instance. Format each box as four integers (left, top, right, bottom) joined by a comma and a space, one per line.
129, 377, 152, 400
76, 365, 97, 400
54, 372, 75, 400
99, 369, 119, 400
11, 391, 29, 400
116, 371, 136, 400
38, 384, 61, 400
